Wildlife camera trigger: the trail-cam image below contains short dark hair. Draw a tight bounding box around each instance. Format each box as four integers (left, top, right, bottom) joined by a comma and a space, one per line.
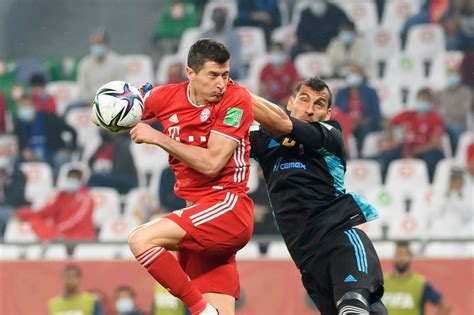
292, 77, 333, 107
63, 264, 81, 277
187, 38, 230, 73
341, 20, 356, 31
395, 241, 412, 255
114, 285, 136, 297
29, 73, 47, 87
417, 87, 433, 100
67, 169, 82, 178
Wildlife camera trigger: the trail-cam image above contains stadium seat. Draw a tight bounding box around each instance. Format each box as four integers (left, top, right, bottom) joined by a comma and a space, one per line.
371, 81, 405, 118
45, 81, 80, 116
124, 188, 159, 223
291, 0, 310, 27
324, 78, 345, 96
271, 25, 297, 51
236, 27, 267, 65
73, 244, 118, 260
155, 54, 186, 85
116, 244, 135, 260
0, 134, 19, 155
266, 241, 291, 259
381, 0, 422, 32
345, 159, 382, 195
423, 242, 473, 258
240, 54, 270, 94
0, 245, 24, 260
385, 54, 424, 90
56, 161, 90, 190
337, 0, 378, 32
200, 1, 237, 31
236, 241, 261, 259
294, 52, 332, 79
441, 133, 453, 158
356, 218, 384, 240
347, 134, 358, 159
130, 142, 169, 187
365, 188, 405, 226
386, 211, 428, 240
426, 55, 448, 89
455, 131, 473, 164
90, 188, 121, 228
98, 216, 140, 242
122, 54, 154, 87
177, 27, 201, 59
4, 219, 38, 243
65, 107, 100, 153
360, 131, 385, 158
405, 24, 446, 59
23, 245, 43, 260
43, 244, 69, 260
365, 29, 401, 79
20, 162, 54, 203
431, 158, 463, 195
385, 159, 430, 198
278, 0, 290, 26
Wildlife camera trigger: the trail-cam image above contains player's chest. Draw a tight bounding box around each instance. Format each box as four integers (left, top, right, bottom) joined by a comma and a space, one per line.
159, 105, 218, 145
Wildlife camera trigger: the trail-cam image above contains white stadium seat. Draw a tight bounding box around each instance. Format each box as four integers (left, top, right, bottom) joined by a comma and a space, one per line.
361, 131, 385, 158
345, 159, 382, 195
426, 55, 448, 89
240, 54, 270, 94
4, 220, 38, 243
236, 241, 261, 259
385, 54, 425, 89
24, 245, 44, 260
271, 25, 297, 51
266, 241, 292, 259
123, 54, 154, 87
385, 159, 430, 199
73, 244, 118, 260
43, 244, 69, 260
337, 0, 378, 32
124, 188, 159, 223
382, 0, 422, 32
90, 188, 121, 228
356, 218, 384, 240
0, 134, 19, 154
237, 27, 267, 64
0, 245, 24, 260
365, 29, 401, 78
117, 244, 135, 260
423, 242, 474, 258
406, 24, 446, 59
291, 0, 310, 27
20, 162, 54, 203
45, 81, 80, 116
130, 142, 169, 187
386, 211, 428, 240
365, 188, 405, 228
98, 216, 140, 242
200, 1, 237, 31
155, 54, 186, 86
372, 81, 405, 118
295, 52, 332, 79
177, 27, 201, 59
65, 107, 100, 153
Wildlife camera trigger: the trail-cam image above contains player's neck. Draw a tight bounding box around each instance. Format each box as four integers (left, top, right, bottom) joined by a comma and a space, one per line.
187, 83, 207, 107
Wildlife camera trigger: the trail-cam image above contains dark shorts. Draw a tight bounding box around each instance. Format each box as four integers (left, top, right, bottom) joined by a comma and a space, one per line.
301, 228, 384, 315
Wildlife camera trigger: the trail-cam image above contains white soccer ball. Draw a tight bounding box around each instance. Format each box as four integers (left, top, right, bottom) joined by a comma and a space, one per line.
92, 81, 144, 132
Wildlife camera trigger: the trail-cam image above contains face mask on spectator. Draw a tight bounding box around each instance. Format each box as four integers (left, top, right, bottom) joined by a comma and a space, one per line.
212, 12, 227, 29
339, 31, 355, 44
346, 73, 363, 87
446, 73, 461, 87
270, 51, 286, 66
116, 298, 134, 313
64, 178, 82, 193
0, 156, 10, 170
310, 1, 328, 16
17, 105, 36, 122
90, 44, 107, 58
414, 101, 432, 113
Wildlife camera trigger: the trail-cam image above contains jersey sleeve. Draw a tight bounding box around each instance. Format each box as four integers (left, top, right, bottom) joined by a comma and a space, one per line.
211, 88, 254, 143
289, 117, 344, 156
422, 281, 443, 305
142, 87, 163, 120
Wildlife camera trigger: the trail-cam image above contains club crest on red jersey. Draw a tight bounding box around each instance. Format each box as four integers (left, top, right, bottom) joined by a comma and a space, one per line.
200, 108, 211, 122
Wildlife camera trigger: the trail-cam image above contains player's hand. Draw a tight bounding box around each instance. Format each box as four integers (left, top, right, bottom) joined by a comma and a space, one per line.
130, 122, 160, 145
137, 82, 153, 98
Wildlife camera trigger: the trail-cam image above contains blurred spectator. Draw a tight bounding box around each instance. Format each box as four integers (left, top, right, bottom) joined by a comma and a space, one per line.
114, 285, 143, 315
201, 7, 243, 79
334, 64, 382, 154
16, 168, 96, 241
88, 130, 138, 194
0, 144, 28, 237
153, 0, 199, 54
13, 93, 77, 173
383, 241, 452, 315
48, 265, 104, 315
152, 283, 186, 315
330, 105, 352, 148
0, 91, 6, 132
441, 0, 474, 50
326, 20, 371, 78
159, 166, 185, 212
467, 142, 474, 177
291, 0, 351, 57
376, 88, 445, 181
0, 58, 17, 115
74, 29, 124, 110
166, 62, 186, 84
30, 73, 56, 113
258, 41, 299, 105
233, 0, 282, 45
435, 66, 473, 152
460, 50, 474, 87
248, 169, 278, 235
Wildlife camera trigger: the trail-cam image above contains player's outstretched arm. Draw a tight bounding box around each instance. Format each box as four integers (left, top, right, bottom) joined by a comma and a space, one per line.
130, 123, 238, 177
249, 92, 293, 134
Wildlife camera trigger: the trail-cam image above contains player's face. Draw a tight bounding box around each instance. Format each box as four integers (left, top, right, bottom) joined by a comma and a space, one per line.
62, 269, 80, 292
187, 60, 230, 103
287, 85, 331, 123
393, 246, 412, 273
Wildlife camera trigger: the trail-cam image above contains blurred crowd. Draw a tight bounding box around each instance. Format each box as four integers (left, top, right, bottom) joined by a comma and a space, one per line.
0, 0, 473, 245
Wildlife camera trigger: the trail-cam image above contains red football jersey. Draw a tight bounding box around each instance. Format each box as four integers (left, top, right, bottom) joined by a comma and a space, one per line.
143, 82, 254, 202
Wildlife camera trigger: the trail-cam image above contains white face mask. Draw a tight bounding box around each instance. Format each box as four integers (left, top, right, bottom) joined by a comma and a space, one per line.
346, 73, 363, 87
63, 179, 82, 193
17, 105, 36, 122
270, 51, 286, 66
116, 298, 134, 313
0, 156, 10, 170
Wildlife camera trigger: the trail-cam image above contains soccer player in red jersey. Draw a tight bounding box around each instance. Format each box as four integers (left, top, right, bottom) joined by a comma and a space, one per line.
127, 39, 254, 315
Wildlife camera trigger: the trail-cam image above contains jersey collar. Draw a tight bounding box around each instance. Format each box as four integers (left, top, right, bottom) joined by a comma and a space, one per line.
186, 83, 207, 108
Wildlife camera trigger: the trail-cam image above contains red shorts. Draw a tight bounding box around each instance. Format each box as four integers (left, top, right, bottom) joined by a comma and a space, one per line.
164, 190, 254, 299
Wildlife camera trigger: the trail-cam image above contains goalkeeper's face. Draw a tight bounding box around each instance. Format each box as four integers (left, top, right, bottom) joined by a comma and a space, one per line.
287, 85, 331, 123
187, 60, 230, 103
